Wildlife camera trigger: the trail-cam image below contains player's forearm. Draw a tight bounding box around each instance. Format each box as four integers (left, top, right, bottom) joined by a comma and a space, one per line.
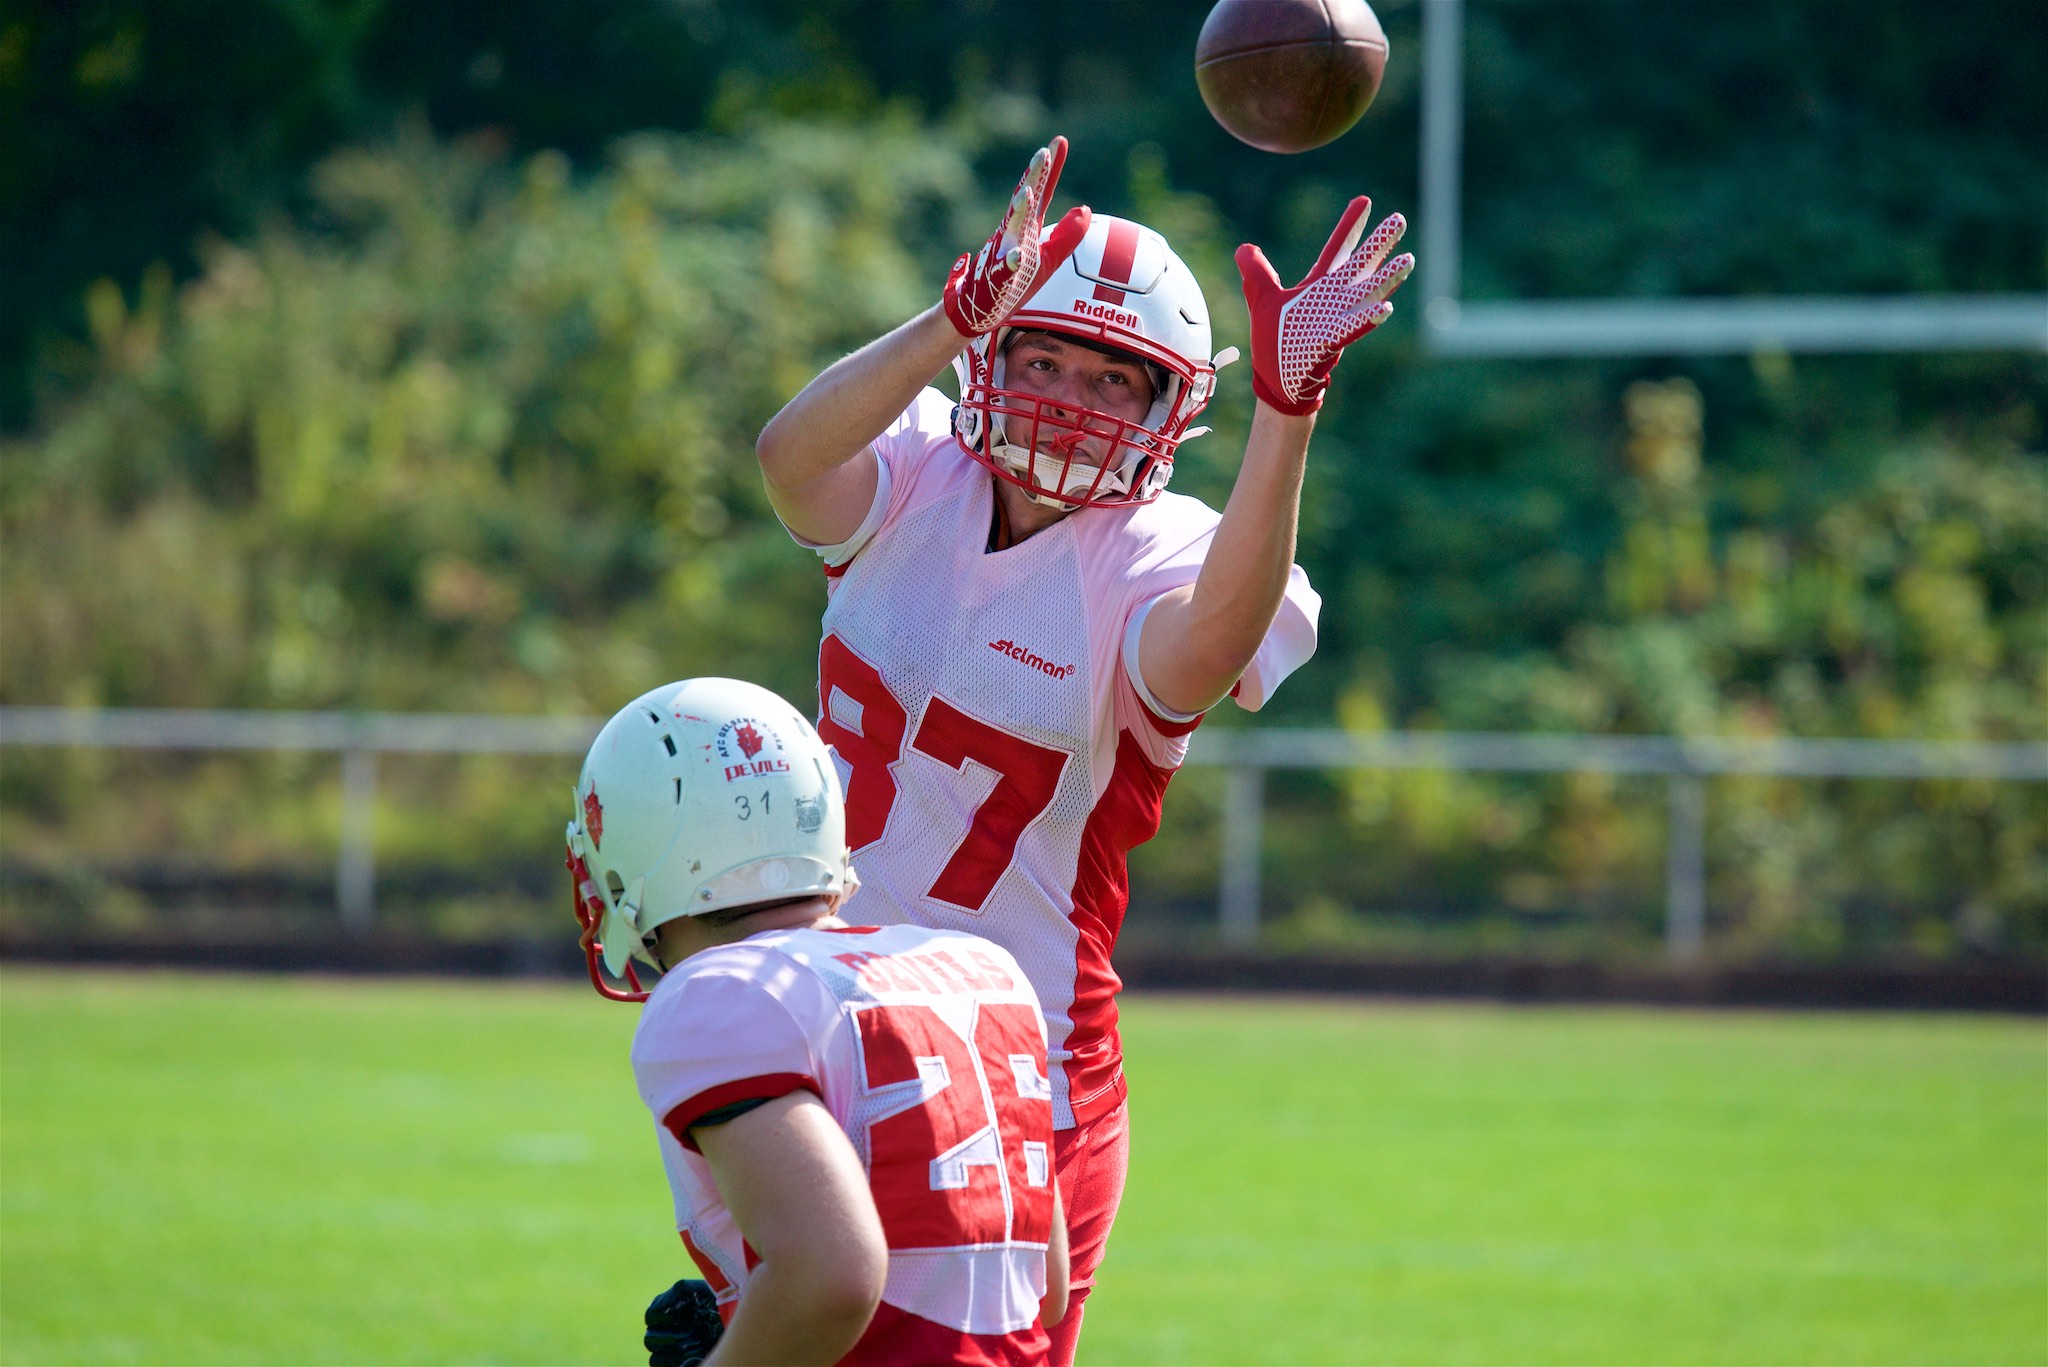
756, 304, 966, 492
703, 1260, 876, 1367
1041, 1187, 1070, 1328
1183, 403, 1313, 668
1138, 404, 1312, 713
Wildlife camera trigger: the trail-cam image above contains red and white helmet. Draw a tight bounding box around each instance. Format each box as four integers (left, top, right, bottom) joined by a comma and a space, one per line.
953, 215, 1226, 508
565, 677, 856, 1002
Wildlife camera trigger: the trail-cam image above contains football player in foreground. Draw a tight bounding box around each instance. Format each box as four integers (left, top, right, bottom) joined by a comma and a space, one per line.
755, 135, 1412, 1362
568, 676, 1068, 1366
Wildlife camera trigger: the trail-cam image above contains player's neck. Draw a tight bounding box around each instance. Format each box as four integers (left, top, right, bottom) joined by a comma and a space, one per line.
987, 476, 1070, 551
654, 899, 846, 965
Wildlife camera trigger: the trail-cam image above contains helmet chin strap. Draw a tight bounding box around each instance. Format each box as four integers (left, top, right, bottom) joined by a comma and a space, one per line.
992, 427, 1131, 508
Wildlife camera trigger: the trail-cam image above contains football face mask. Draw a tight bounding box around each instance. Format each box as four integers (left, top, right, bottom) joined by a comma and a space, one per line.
953, 214, 1230, 509
979, 338, 1162, 506
567, 842, 647, 1002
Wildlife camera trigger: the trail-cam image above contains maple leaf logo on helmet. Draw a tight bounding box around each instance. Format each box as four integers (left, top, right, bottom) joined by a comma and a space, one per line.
716, 716, 790, 782
582, 787, 604, 850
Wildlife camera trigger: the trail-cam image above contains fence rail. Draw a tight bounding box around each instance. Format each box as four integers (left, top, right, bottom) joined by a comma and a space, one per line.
5, 706, 2044, 958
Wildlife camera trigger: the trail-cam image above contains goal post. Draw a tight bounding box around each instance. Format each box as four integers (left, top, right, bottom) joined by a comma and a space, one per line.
1416, 0, 2048, 358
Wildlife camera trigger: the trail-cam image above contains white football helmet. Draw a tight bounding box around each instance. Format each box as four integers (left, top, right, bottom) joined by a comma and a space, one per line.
565, 677, 855, 1002
952, 214, 1231, 509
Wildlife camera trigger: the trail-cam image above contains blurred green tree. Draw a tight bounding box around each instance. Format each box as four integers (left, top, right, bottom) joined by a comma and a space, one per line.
5, 119, 978, 715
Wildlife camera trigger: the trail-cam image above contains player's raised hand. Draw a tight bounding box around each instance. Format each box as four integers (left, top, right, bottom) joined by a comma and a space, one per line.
943, 136, 1093, 338
1235, 197, 1413, 415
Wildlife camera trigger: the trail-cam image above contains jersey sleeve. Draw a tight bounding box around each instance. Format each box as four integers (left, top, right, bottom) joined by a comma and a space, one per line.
1120, 595, 1204, 731
1116, 511, 1323, 746
633, 945, 832, 1154
787, 387, 958, 569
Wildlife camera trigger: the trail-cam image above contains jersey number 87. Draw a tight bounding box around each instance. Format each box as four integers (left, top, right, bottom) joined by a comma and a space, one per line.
820, 635, 1070, 915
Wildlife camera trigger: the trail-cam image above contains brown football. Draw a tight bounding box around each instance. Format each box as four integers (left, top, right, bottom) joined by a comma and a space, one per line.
1195, 0, 1388, 154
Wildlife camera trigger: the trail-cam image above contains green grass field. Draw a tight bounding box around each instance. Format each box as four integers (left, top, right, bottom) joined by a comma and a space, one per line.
2, 968, 2042, 1365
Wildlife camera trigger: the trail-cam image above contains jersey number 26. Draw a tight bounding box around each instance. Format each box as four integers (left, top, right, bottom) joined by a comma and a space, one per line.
855, 1000, 1055, 1250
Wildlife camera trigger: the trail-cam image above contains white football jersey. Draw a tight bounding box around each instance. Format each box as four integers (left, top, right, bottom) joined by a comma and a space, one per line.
633, 921, 1055, 1361
798, 389, 1320, 1128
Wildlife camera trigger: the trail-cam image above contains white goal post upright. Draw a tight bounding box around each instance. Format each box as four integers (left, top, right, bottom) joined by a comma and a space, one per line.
1401, 0, 2045, 954
1416, 0, 2048, 357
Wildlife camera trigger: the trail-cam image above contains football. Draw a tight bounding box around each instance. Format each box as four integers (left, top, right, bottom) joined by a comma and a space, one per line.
1195, 0, 1388, 154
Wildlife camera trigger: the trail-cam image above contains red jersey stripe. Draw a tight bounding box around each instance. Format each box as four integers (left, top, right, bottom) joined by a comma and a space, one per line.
1136, 695, 1204, 738
663, 1072, 820, 1153
1062, 729, 1176, 1126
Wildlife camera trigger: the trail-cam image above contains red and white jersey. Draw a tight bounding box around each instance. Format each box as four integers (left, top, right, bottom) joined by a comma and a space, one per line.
799, 389, 1320, 1129
634, 921, 1056, 1365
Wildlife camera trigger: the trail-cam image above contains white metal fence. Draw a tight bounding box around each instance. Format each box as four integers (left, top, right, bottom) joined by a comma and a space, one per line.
4, 706, 2044, 962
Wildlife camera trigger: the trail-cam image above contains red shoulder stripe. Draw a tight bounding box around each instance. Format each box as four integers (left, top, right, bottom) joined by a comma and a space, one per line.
662, 1073, 820, 1153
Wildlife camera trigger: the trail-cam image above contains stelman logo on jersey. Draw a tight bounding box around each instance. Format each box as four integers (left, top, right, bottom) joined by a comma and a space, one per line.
989, 637, 1076, 681
715, 716, 792, 782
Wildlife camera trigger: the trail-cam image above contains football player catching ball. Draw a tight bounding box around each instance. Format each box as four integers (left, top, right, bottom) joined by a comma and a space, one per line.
754, 136, 1413, 1363
569, 677, 1069, 1365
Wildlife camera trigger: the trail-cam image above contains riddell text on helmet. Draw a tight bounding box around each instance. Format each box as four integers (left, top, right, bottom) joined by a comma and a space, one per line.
1071, 299, 1141, 330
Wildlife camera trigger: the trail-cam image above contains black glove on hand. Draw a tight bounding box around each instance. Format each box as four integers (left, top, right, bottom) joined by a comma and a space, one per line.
645, 1278, 724, 1367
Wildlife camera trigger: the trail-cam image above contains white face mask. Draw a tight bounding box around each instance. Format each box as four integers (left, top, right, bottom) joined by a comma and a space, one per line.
989, 436, 1131, 507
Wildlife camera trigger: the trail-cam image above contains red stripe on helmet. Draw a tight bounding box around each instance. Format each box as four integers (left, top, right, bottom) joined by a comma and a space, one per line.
1089, 219, 1141, 306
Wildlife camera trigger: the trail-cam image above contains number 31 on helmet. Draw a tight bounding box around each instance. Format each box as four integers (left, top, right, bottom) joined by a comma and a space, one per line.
566, 677, 857, 1002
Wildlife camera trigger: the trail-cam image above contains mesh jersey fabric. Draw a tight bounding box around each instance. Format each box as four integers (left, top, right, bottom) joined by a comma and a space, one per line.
632, 922, 1056, 1347
797, 389, 1320, 1128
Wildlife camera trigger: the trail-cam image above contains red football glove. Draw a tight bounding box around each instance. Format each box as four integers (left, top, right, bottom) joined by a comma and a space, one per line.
1236, 198, 1414, 416
943, 137, 1093, 338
